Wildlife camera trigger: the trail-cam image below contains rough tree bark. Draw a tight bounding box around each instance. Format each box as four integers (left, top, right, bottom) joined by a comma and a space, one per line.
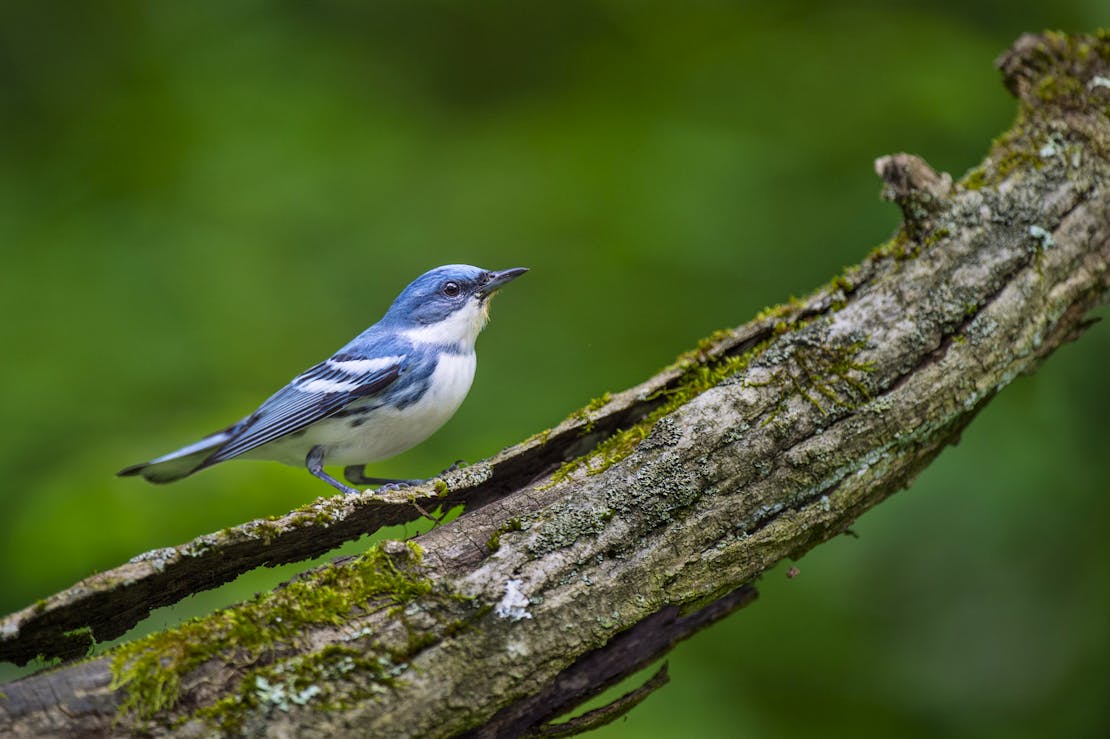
2, 31, 1109, 738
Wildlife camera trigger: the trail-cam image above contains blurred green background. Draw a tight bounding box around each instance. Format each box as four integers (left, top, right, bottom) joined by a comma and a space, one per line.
1, 1, 1108, 736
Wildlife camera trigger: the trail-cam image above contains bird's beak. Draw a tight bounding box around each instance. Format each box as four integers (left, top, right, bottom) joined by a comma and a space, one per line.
479, 267, 528, 298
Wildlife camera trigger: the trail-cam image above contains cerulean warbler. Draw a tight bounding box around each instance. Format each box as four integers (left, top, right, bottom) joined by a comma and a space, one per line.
119, 264, 527, 494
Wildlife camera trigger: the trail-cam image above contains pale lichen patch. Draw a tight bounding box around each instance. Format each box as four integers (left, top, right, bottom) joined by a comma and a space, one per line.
495, 579, 533, 622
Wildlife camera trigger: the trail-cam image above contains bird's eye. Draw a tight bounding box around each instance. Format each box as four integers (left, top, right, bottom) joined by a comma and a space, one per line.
442, 281, 461, 297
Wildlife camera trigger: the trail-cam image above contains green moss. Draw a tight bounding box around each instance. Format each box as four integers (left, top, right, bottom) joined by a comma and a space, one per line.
868, 229, 914, 261
821, 265, 867, 308
486, 517, 523, 552
191, 644, 403, 734
997, 148, 1043, 178
541, 296, 872, 489
1097, 29, 1110, 60
754, 297, 803, 322
758, 337, 873, 423
545, 335, 775, 487
256, 496, 360, 537
1024, 32, 1110, 100
958, 92, 1074, 193
673, 328, 739, 366
1035, 73, 1084, 103
571, 392, 616, 432
962, 165, 989, 190
61, 626, 95, 659
831, 274, 852, 293
586, 393, 612, 412
252, 519, 284, 545
110, 541, 431, 723
525, 428, 553, 446
560, 342, 733, 444
198, 589, 479, 731
922, 226, 951, 247
877, 222, 951, 257
960, 144, 1043, 191
192, 695, 249, 735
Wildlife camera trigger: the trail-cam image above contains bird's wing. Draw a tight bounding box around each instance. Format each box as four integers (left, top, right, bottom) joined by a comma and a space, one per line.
200, 354, 404, 466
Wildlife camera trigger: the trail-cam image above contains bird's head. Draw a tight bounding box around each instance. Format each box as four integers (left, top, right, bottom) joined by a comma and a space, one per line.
384, 264, 528, 348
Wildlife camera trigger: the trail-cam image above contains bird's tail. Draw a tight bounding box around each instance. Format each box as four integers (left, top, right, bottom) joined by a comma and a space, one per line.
117, 428, 235, 484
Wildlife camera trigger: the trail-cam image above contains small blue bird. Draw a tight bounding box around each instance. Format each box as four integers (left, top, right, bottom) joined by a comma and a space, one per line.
119, 265, 527, 495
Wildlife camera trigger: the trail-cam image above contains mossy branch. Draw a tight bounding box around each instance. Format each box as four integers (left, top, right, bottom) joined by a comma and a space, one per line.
2, 30, 1109, 739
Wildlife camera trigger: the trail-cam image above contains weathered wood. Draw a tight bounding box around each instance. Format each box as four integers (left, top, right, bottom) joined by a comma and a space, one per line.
2, 30, 1108, 739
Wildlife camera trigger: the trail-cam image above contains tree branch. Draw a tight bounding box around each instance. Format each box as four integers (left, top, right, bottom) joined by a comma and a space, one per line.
2, 30, 1109, 738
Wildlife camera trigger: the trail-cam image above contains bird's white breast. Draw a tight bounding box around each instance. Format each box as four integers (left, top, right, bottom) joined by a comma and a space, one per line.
395, 351, 477, 444
267, 351, 478, 467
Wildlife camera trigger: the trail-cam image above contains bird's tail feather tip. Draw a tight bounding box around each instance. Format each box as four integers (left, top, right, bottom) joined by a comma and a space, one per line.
117, 428, 234, 485
117, 447, 223, 484
117, 460, 197, 484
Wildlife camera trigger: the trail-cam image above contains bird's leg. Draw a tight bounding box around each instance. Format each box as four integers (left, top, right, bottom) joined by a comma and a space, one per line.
306, 446, 363, 495
342, 464, 421, 489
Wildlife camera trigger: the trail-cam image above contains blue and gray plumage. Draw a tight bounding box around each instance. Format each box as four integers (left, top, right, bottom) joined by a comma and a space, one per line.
118, 265, 527, 495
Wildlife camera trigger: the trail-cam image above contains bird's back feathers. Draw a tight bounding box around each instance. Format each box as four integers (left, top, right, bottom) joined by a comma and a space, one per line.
198, 359, 403, 468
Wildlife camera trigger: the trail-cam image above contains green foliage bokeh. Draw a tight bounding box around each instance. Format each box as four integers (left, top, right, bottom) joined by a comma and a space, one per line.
1, 2, 1107, 736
